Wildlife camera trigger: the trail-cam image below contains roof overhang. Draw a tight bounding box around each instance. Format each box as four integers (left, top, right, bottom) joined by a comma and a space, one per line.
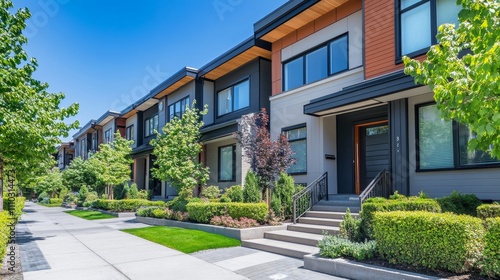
150, 67, 198, 99
198, 37, 272, 80
254, 0, 349, 42
96, 110, 121, 126
72, 119, 97, 139
304, 71, 421, 117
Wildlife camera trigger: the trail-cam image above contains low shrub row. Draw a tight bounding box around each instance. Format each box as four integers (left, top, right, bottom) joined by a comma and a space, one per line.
477, 203, 500, 219
210, 215, 259, 228
481, 217, 500, 277
49, 198, 63, 205
361, 196, 441, 238
187, 202, 267, 224
3, 197, 25, 219
373, 211, 484, 273
0, 211, 12, 268
136, 206, 189, 222
93, 199, 165, 212
318, 234, 376, 261
1, 197, 25, 268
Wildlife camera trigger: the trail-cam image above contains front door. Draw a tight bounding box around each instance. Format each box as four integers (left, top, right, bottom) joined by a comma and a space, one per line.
354, 121, 389, 194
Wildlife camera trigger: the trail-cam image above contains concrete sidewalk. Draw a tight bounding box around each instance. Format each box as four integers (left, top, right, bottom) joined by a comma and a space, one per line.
18, 202, 248, 280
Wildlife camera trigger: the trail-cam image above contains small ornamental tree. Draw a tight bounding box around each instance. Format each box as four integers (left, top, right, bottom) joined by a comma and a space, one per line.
151, 102, 209, 199
90, 132, 133, 200
35, 167, 64, 198
62, 157, 102, 192
404, 0, 500, 158
235, 109, 295, 194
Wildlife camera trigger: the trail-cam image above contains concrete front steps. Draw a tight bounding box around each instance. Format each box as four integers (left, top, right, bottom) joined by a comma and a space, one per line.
242, 195, 360, 259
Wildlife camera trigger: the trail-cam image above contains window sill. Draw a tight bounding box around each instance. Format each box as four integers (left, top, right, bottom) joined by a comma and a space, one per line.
288, 172, 307, 176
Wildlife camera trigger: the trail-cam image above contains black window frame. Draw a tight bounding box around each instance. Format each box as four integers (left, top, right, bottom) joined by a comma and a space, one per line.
395, 0, 460, 61
168, 96, 191, 121
216, 78, 251, 117
126, 125, 134, 141
415, 102, 500, 172
104, 129, 111, 144
218, 144, 236, 182
283, 123, 307, 175
282, 33, 349, 92
144, 114, 158, 138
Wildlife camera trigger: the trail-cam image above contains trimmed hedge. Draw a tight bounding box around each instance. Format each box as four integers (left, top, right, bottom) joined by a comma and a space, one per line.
361, 197, 441, 238
93, 199, 165, 212
436, 191, 482, 216
49, 198, 63, 205
481, 217, 500, 277
373, 211, 484, 273
187, 202, 267, 224
3, 197, 25, 219
0, 211, 11, 268
477, 204, 500, 219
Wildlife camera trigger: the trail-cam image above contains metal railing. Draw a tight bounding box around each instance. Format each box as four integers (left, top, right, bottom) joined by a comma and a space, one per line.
358, 169, 392, 204
292, 172, 328, 223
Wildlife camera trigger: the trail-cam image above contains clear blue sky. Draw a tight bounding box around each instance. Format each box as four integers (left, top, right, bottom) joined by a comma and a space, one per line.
14, 0, 287, 140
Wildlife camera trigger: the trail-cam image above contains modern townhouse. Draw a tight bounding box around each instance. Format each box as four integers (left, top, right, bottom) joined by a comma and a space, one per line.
254, 0, 500, 200
121, 67, 199, 199
72, 110, 124, 160
55, 142, 75, 170
198, 37, 272, 190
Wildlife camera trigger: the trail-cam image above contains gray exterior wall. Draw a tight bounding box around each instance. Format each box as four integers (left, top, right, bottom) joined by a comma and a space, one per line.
407, 92, 500, 200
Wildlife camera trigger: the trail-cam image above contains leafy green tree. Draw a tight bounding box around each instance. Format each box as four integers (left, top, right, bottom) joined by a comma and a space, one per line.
90, 132, 133, 199
34, 168, 64, 198
62, 157, 102, 192
404, 0, 500, 158
151, 103, 209, 199
0, 0, 79, 210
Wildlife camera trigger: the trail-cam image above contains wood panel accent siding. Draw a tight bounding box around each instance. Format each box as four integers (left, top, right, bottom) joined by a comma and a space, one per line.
270, 0, 361, 96
364, 0, 427, 79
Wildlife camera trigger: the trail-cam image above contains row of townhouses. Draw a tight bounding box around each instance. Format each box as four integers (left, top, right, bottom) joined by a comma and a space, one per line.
57, 0, 500, 201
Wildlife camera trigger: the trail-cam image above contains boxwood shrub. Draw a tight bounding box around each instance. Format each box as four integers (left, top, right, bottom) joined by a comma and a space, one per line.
481, 217, 500, 277
477, 203, 500, 219
436, 191, 482, 216
187, 202, 267, 224
373, 211, 484, 273
0, 211, 11, 268
93, 199, 165, 212
49, 198, 63, 205
361, 197, 441, 238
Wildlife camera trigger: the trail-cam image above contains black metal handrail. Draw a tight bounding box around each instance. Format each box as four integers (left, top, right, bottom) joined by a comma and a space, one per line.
358, 169, 392, 204
292, 172, 328, 223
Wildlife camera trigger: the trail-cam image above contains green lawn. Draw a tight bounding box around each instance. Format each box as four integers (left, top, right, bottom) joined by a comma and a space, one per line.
65, 210, 116, 220
122, 226, 241, 253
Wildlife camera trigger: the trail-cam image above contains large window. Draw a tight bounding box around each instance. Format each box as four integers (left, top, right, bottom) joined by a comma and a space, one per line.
283, 34, 348, 91
218, 145, 236, 182
217, 79, 250, 116
284, 125, 307, 174
104, 129, 111, 144
126, 125, 134, 141
399, 0, 461, 57
416, 103, 499, 170
168, 96, 190, 120
145, 115, 158, 137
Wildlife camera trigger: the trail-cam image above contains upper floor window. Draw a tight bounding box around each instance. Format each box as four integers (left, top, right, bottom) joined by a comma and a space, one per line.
80, 139, 85, 158
169, 96, 190, 121
399, 0, 461, 57
284, 125, 307, 174
217, 79, 250, 117
126, 125, 134, 141
91, 132, 97, 150
145, 115, 158, 137
416, 103, 499, 170
104, 129, 111, 144
283, 34, 348, 91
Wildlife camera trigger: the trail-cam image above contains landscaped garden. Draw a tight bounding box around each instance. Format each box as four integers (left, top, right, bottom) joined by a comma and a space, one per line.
318, 191, 500, 278
122, 226, 241, 253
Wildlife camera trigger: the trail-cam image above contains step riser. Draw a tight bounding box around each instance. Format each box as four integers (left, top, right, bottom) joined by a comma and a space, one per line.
298, 218, 341, 227
288, 224, 339, 235
312, 205, 360, 213
317, 200, 360, 207
305, 212, 358, 219
241, 241, 309, 259
264, 232, 319, 247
